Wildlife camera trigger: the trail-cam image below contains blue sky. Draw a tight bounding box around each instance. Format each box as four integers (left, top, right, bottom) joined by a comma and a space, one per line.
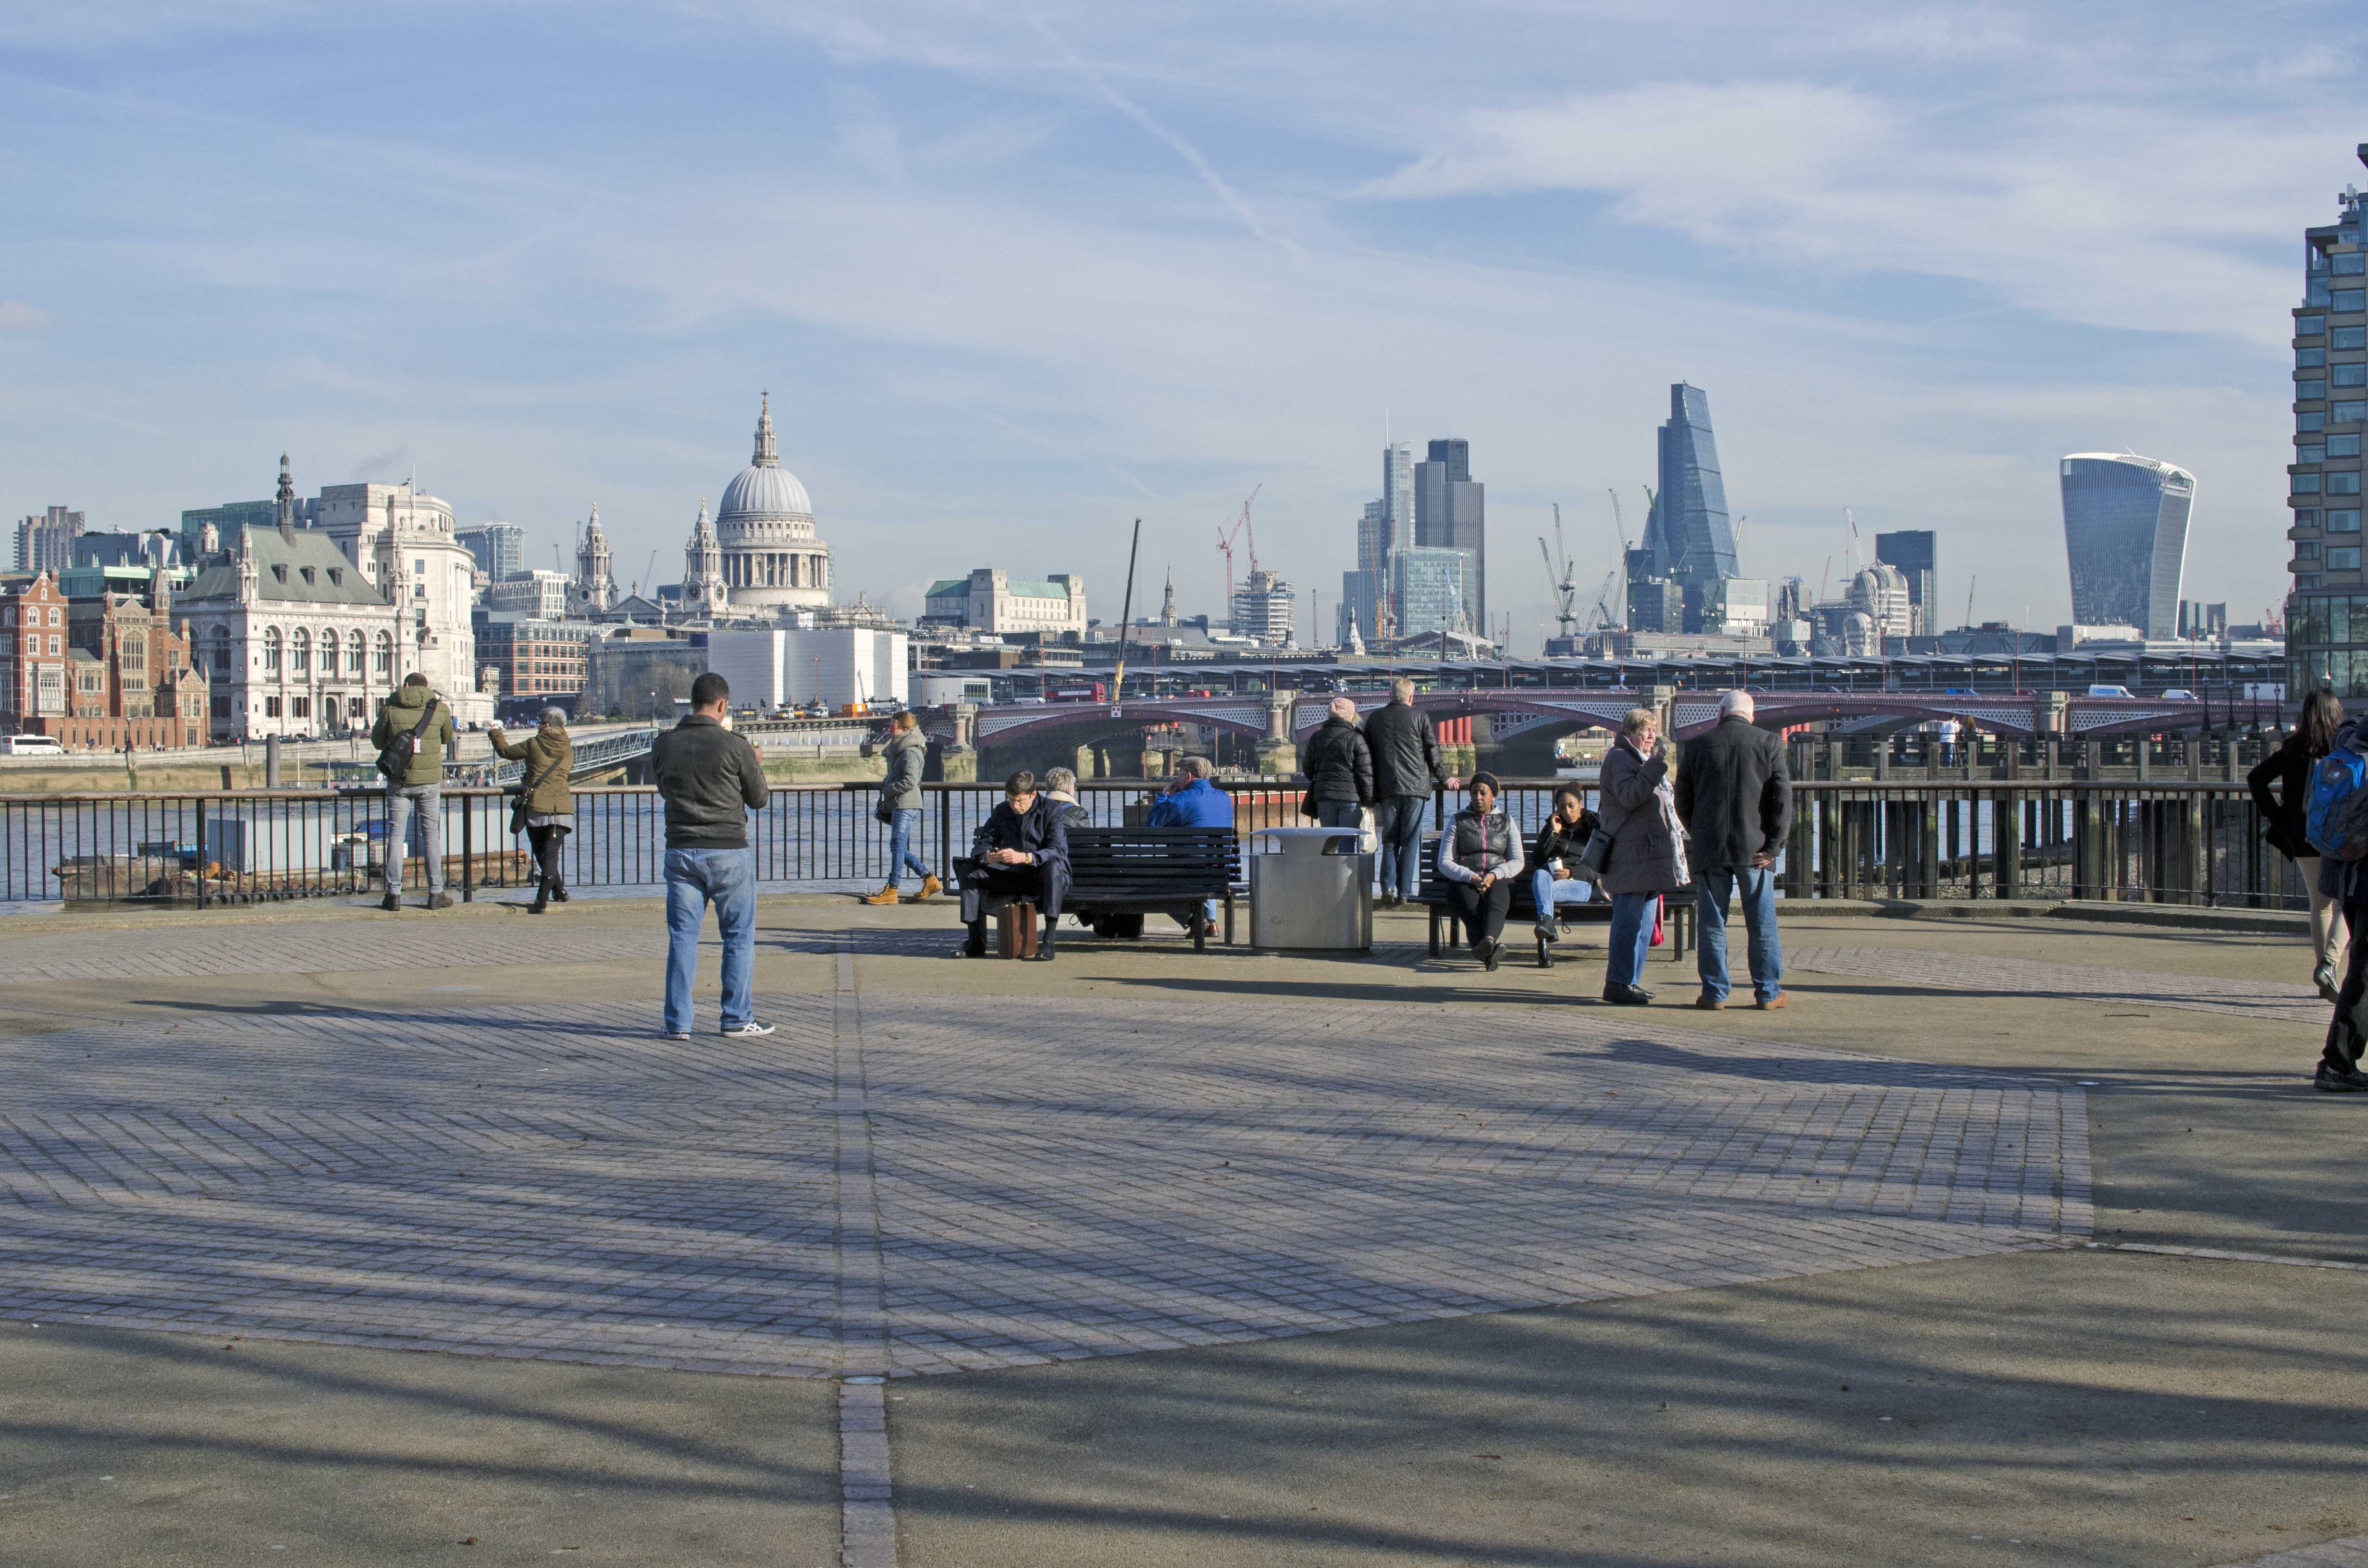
0, 1, 2357, 648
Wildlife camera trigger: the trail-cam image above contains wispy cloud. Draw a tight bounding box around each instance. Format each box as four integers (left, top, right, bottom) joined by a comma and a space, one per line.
0, 301, 50, 332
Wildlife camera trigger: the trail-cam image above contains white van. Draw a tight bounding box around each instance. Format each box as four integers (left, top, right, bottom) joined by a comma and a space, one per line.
2085, 685, 2134, 699
0, 734, 64, 755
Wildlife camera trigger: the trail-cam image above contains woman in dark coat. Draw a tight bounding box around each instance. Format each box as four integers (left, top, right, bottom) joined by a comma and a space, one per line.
1299, 695, 1375, 830
490, 707, 575, 913
1595, 707, 1689, 1005
2250, 687, 2344, 998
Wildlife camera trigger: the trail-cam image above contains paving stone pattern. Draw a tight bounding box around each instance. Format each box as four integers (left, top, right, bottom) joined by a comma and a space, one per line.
0, 918, 666, 982
2221, 1537, 2368, 1567
1789, 945, 2325, 1024
0, 934, 2088, 1378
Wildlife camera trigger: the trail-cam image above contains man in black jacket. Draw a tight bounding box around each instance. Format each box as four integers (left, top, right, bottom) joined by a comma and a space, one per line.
1299, 696, 1374, 829
954, 771, 1070, 960
1362, 678, 1448, 906
652, 671, 773, 1040
1673, 690, 1793, 1010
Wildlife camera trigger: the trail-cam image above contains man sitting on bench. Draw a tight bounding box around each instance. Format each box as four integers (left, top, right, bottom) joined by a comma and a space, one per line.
1144, 754, 1232, 936
954, 771, 1070, 960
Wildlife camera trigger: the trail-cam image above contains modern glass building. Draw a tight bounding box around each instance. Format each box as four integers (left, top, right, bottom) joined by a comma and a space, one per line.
2060, 452, 2195, 639
456, 522, 526, 582
1415, 438, 1486, 636
2287, 144, 2368, 696
1641, 383, 1739, 632
1874, 529, 1938, 636
1392, 547, 1468, 643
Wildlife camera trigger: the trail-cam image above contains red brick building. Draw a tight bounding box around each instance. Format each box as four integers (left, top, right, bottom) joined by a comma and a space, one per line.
0, 572, 69, 735
0, 574, 210, 749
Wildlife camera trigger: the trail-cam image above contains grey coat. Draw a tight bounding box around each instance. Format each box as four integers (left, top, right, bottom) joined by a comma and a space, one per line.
1595, 737, 1688, 895
879, 727, 926, 813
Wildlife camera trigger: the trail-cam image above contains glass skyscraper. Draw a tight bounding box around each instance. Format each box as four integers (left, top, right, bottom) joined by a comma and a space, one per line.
2060, 453, 2194, 639
1641, 384, 1738, 632
456, 522, 526, 582
1392, 547, 1468, 644
1415, 438, 1486, 637
2288, 144, 2368, 696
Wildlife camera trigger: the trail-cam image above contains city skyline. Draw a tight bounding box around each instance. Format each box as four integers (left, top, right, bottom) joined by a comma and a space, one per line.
2, 5, 2356, 651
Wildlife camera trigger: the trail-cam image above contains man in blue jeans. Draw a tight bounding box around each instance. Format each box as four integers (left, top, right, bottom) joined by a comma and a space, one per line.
652, 671, 773, 1039
1673, 689, 1792, 1010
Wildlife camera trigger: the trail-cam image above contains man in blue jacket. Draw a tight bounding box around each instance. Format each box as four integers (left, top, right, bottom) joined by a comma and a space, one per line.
1147, 755, 1233, 932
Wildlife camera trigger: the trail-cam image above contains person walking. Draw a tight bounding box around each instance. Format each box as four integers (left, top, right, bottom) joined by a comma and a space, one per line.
1300, 695, 1374, 830
371, 672, 455, 912
864, 710, 941, 906
2250, 688, 2345, 1000
1674, 690, 1792, 1010
651, 671, 773, 1040
1438, 772, 1524, 970
1364, 678, 1450, 908
1596, 707, 1689, 1005
489, 706, 576, 914
2314, 712, 2368, 1091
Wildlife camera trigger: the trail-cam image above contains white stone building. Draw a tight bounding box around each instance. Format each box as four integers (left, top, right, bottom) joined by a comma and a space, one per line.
920, 568, 1086, 637
310, 478, 492, 726
680, 500, 730, 619
703, 627, 906, 710
572, 507, 616, 615
486, 569, 573, 620
714, 395, 831, 612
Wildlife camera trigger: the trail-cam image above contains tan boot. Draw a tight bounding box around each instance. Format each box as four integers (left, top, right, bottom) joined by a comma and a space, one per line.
863, 883, 900, 906
917, 874, 942, 902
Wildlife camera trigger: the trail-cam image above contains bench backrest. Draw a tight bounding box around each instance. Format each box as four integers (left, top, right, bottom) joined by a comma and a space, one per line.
1067, 827, 1238, 896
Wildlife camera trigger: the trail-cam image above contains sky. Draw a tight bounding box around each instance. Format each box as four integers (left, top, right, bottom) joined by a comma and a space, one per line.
0, 0, 2358, 651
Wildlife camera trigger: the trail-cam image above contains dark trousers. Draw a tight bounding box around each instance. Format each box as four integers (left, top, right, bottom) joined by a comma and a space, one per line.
1446, 878, 1513, 948
2327, 899, 2368, 1068
957, 860, 1067, 946
527, 825, 567, 898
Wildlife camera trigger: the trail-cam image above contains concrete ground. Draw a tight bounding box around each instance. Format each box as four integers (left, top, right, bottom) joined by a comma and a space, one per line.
0, 892, 2360, 1566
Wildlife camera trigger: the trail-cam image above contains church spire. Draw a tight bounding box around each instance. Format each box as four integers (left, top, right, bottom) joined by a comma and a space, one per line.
752, 391, 778, 468
274, 453, 296, 538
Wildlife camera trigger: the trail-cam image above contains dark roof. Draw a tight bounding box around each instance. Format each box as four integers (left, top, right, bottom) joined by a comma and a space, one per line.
180, 527, 389, 607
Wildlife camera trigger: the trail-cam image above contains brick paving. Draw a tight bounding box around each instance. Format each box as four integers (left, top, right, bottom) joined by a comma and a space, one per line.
0, 912, 2089, 1380
0, 917, 664, 981
2221, 1538, 2368, 1567
1789, 944, 2324, 1023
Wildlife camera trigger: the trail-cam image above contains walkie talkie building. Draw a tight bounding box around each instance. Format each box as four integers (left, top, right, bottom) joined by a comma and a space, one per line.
2060, 452, 2194, 640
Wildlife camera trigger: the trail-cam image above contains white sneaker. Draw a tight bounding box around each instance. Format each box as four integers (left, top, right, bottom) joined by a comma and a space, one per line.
660, 1030, 691, 1041
720, 1021, 776, 1037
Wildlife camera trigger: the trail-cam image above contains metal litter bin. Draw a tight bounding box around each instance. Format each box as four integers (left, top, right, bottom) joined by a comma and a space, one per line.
1248, 826, 1371, 953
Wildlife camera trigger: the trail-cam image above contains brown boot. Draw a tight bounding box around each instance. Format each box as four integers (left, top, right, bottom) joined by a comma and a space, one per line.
917, 874, 942, 902
863, 883, 900, 906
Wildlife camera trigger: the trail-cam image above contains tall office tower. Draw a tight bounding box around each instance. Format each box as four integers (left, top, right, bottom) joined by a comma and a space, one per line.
1874, 529, 1938, 635
1392, 547, 1469, 648
1231, 568, 1296, 647
1641, 384, 1739, 632
2060, 453, 2194, 638
1415, 438, 1487, 635
1381, 441, 1414, 635
1352, 500, 1390, 643
13, 506, 84, 573
1336, 571, 1370, 650
2288, 143, 2368, 696
455, 522, 525, 582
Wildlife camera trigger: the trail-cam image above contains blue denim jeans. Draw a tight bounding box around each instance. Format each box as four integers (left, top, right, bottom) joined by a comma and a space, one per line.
1696, 864, 1782, 1003
665, 847, 755, 1034
1529, 869, 1595, 926
1315, 800, 1362, 829
1606, 892, 1658, 987
887, 808, 931, 887
384, 784, 441, 894
1374, 795, 1428, 899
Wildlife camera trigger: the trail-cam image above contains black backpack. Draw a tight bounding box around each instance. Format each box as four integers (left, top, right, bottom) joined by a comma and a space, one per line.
375, 699, 440, 783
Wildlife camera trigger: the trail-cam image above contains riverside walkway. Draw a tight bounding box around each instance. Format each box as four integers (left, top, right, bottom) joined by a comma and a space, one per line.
0, 894, 2363, 1566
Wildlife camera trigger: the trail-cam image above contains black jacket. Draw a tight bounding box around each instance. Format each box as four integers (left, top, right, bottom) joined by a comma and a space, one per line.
1533, 809, 1602, 875
2249, 730, 2323, 861
1362, 699, 1445, 798
1674, 714, 1792, 872
970, 795, 1070, 877
650, 714, 769, 849
1300, 715, 1375, 805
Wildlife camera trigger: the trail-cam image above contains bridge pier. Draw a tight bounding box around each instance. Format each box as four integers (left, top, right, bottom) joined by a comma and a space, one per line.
1256, 692, 1296, 775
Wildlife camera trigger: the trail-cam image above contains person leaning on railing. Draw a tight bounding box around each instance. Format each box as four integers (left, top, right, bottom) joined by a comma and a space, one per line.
2249, 687, 2345, 1001
489, 707, 575, 914
371, 672, 455, 913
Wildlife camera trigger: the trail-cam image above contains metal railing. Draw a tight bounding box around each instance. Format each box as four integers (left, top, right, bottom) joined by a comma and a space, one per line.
0, 775, 2299, 911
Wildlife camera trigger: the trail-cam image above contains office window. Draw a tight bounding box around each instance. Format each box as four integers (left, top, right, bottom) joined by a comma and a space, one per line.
2299, 540, 2323, 560
2341, 403, 2368, 425
2300, 380, 2329, 400
2299, 508, 2324, 526
263, 626, 282, 672
49, 635, 60, 656
291, 627, 309, 674
264, 696, 282, 717
2302, 347, 2329, 368
2332, 435, 2364, 458
2334, 510, 2365, 532
2302, 444, 2329, 464
2337, 290, 2368, 313
291, 696, 310, 719
2337, 365, 2368, 388
2332, 548, 2363, 570
2332, 473, 2364, 495
2296, 473, 2324, 493
2301, 315, 2328, 337
373, 632, 393, 675
2312, 281, 2333, 306
2338, 327, 2368, 350
2302, 411, 2328, 432
2339, 253, 2368, 276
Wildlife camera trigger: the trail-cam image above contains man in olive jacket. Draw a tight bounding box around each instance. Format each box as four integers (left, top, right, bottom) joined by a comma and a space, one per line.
1673, 690, 1793, 1009
371, 673, 456, 912
651, 671, 772, 1039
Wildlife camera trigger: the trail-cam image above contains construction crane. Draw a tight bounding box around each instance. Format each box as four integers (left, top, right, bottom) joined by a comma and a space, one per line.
1538, 503, 1581, 640
1215, 483, 1263, 627
1605, 488, 1633, 630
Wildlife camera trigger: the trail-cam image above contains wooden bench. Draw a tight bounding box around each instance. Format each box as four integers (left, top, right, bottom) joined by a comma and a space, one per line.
1411, 834, 1692, 965
1062, 826, 1240, 952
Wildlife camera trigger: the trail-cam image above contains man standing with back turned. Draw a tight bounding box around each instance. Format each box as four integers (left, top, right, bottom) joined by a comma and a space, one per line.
1363, 678, 1450, 908
1674, 689, 1792, 1010
372, 671, 455, 912
652, 672, 774, 1040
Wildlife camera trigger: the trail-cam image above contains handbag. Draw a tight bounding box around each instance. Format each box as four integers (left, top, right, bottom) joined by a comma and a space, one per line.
1357, 806, 1377, 855
874, 799, 896, 826
508, 749, 564, 837
1576, 826, 1615, 879
1299, 790, 1320, 821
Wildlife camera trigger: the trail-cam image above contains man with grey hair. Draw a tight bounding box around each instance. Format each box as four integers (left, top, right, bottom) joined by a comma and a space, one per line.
1042, 766, 1090, 829
1675, 688, 1792, 1009
1362, 677, 1449, 906
1147, 753, 1233, 935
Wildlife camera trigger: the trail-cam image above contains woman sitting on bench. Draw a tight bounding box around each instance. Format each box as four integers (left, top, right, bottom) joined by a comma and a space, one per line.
1438, 772, 1524, 971
1531, 783, 1600, 947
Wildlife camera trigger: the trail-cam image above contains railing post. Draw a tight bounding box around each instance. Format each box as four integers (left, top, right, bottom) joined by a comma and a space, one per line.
2072, 791, 2093, 901
194, 801, 208, 912
461, 794, 475, 903
2185, 792, 2206, 906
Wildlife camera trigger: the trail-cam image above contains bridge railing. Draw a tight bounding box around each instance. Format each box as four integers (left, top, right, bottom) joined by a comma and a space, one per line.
0, 775, 2298, 912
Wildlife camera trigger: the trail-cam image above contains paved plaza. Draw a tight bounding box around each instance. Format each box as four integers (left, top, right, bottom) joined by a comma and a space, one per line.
1, 898, 2365, 1565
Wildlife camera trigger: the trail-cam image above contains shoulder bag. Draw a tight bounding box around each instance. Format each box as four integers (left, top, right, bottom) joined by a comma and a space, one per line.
375, 700, 439, 783
1576, 824, 1615, 880
508, 748, 565, 837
